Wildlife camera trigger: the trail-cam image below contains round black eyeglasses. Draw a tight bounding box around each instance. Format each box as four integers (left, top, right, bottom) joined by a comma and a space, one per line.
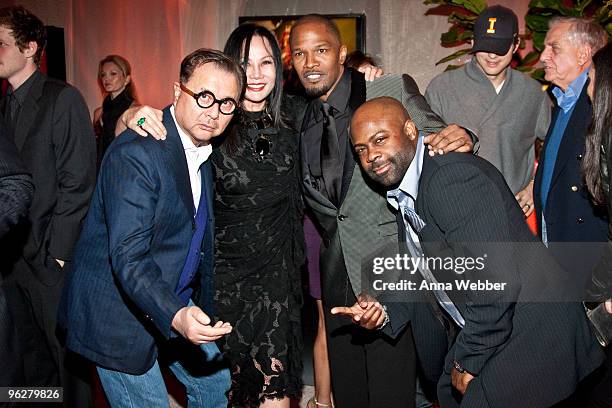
180, 83, 237, 115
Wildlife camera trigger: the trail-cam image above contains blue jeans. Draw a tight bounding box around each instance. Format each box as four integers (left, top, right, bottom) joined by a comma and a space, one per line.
97, 302, 230, 407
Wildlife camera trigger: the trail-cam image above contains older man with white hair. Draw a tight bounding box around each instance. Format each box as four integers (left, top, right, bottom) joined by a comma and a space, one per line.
533, 16, 611, 407
534, 17, 608, 280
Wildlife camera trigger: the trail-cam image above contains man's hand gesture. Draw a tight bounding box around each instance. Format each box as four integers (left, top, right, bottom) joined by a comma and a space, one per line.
331, 293, 387, 330
171, 306, 232, 344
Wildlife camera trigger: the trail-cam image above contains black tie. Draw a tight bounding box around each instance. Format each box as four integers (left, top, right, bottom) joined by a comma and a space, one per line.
320, 102, 342, 206
5, 93, 19, 139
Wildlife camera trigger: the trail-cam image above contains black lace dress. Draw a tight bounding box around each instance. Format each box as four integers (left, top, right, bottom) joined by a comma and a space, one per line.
212, 105, 305, 406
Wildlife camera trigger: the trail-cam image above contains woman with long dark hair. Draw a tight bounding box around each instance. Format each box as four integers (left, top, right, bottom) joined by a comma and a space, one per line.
210, 24, 305, 407
583, 42, 612, 314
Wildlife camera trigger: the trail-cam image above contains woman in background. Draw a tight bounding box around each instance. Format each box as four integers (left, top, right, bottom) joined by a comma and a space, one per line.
582, 42, 612, 408
93, 54, 137, 170
583, 42, 612, 313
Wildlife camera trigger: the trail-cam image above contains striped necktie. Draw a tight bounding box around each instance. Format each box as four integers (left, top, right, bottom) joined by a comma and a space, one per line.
397, 191, 465, 328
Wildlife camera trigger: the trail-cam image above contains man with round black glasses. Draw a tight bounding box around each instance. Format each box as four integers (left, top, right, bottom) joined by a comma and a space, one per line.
58, 48, 245, 407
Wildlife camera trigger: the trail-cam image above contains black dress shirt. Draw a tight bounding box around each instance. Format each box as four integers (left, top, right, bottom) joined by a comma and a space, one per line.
4, 70, 40, 140
302, 69, 352, 201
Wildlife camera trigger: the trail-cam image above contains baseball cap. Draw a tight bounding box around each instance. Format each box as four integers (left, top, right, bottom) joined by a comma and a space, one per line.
471, 5, 518, 55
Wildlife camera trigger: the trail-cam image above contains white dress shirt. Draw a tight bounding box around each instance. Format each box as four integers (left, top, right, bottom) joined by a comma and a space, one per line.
170, 105, 212, 211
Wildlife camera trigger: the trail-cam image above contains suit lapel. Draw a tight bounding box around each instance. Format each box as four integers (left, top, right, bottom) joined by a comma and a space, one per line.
14, 73, 45, 151
338, 70, 367, 205
163, 107, 194, 218
201, 160, 214, 223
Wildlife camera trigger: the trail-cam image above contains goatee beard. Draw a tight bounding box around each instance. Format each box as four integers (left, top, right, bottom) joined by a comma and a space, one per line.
304, 84, 330, 98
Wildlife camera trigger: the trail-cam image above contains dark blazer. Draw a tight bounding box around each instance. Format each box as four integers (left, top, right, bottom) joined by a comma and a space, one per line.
58, 107, 216, 375
391, 150, 603, 407
0, 117, 31, 387
0, 122, 33, 238
534, 84, 607, 280
1, 71, 96, 284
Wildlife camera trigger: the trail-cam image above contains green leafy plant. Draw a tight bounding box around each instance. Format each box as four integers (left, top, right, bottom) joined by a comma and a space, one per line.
424, 0, 612, 81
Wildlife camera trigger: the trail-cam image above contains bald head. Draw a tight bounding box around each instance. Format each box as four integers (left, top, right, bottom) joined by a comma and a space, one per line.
352, 97, 411, 132
351, 97, 418, 187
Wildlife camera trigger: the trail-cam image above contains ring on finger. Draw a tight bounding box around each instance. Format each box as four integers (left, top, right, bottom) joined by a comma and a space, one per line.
136, 117, 146, 127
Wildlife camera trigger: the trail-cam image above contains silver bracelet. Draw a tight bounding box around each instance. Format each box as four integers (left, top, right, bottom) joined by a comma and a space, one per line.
378, 304, 390, 330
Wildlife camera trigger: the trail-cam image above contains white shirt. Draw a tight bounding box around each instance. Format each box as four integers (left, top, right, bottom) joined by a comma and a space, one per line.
494, 79, 505, 94
170, 105, 212, 211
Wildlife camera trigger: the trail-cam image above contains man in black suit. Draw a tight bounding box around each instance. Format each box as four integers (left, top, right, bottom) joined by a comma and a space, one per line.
335, 97, 603, 407
290, 14, 475, 407
0, 6, 95, 404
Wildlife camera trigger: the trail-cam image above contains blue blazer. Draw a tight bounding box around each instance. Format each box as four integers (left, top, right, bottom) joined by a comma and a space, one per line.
534, 85, 607, 280
58, 107, 215, 374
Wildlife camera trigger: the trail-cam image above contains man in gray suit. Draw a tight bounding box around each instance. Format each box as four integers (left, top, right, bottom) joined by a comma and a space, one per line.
290, 14, 474, 407
336, 97, 603, 407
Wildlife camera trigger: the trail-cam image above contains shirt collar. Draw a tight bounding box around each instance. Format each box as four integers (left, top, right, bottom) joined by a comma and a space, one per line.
326, 69, 351, 115
552, 68, 589, 113
467, 58, 510, 93
387, 133, 425, 210
170, 105, 212, 167
7, 70, 41, 106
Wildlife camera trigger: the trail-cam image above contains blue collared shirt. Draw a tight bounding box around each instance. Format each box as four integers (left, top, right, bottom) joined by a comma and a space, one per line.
551, 68, 589, 113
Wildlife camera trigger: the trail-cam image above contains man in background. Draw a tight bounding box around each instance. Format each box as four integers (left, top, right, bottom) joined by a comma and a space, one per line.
425, 5, 550, 217
0, 5, 96, 405
535, 17, 608, 281
534, 16, 610, 407
0, 121, 33, 393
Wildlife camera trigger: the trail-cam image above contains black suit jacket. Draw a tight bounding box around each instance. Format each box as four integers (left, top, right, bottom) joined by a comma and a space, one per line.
0, 115, 31, 388
1, 71, 95, 284
0, 118, 33, 238
388, 150, 603, 407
